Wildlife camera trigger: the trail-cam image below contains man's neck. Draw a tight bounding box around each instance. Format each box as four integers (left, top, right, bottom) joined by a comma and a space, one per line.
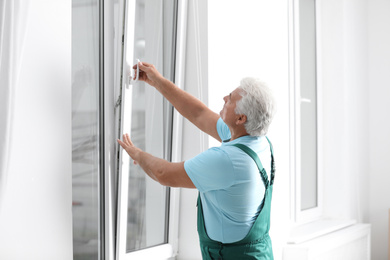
229, 126, 249, 141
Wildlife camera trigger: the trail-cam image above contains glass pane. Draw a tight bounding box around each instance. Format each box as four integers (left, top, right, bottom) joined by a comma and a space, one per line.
72, 0, 100, 259
299, 0, 318, 210
124, 0, 176, 253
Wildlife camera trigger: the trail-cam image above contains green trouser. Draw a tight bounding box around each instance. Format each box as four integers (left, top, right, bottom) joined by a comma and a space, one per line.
197, 140, 275, 260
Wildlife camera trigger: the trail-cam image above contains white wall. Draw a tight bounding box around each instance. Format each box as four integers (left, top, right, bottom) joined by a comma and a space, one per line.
368, 0, 390, 259
319, 0, 390, 258
0, 1, 72, 259
319, 0, 369, 222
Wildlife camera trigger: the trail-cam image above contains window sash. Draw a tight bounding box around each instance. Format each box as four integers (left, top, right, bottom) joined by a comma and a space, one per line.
289, 0, 323, 223
115, 0, 186, 259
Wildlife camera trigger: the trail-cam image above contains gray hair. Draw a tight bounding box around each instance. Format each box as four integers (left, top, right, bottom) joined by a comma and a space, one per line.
235, 77, 276, 136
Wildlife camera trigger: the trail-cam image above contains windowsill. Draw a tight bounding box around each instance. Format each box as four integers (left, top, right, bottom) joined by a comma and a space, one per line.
287, 218, 357, 244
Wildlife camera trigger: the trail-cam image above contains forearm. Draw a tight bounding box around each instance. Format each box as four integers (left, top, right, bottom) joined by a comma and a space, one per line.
133, 150, 168, 184
118, 133, 195, 188
135, 150, 194, 188
154, 78, 209, 125
136, 62, 220, 140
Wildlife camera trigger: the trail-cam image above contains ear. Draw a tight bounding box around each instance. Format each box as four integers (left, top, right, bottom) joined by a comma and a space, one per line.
236, 114, 247, 125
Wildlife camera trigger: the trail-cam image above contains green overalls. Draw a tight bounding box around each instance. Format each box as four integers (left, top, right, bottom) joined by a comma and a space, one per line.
197, 138, 275, 260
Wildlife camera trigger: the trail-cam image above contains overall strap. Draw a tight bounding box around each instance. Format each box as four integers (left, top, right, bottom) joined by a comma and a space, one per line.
231, 137, 275, 188
231, 143, 270, 189
265, 136, 275, 185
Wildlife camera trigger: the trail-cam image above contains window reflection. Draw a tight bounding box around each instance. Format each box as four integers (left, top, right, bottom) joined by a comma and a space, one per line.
72, 0, 100, 259
299, 0, 318, 211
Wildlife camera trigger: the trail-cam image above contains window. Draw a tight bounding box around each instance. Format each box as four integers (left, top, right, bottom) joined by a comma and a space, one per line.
289, 0, 323, 222
72, 1, 183, 259
72, 1, 101, 258
116, 0, 181, 259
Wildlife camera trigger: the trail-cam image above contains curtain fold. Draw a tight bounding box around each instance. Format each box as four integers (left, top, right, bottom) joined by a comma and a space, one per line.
0, 0, 30, 202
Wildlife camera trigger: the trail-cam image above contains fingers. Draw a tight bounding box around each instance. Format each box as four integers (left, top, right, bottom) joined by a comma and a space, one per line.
117, 139, 126, 148
124, 133, 133, 146
132, 61, 151, 83
117, 133, 133, 147
132, 61, 151, 70
139, 61, 152, 68
118, 134, 140, 165
117, 133, 135, 148
138, 61, 151, 70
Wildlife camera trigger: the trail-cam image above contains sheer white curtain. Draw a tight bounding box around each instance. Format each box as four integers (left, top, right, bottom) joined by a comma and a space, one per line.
0, 0, 30, 201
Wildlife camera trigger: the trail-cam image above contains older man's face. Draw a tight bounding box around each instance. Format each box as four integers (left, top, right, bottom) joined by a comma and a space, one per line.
220, 87, 243, 126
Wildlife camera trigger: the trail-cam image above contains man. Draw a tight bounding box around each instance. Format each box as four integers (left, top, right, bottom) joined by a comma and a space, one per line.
118, 61, 276, 259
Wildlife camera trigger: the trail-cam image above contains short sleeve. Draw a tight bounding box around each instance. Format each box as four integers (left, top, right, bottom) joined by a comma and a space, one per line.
216, 118, 231, 141
184, 147, 235, 192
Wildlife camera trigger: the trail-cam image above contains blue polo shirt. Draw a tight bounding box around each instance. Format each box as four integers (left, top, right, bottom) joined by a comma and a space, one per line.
184, 118, 271, 243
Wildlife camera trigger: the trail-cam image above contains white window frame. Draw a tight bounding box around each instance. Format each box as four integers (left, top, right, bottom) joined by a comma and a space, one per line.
114, 0, 188, 259
289, 0, 324, 224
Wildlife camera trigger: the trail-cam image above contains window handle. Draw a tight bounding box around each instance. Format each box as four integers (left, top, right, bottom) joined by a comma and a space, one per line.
128, 59, 141, 85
